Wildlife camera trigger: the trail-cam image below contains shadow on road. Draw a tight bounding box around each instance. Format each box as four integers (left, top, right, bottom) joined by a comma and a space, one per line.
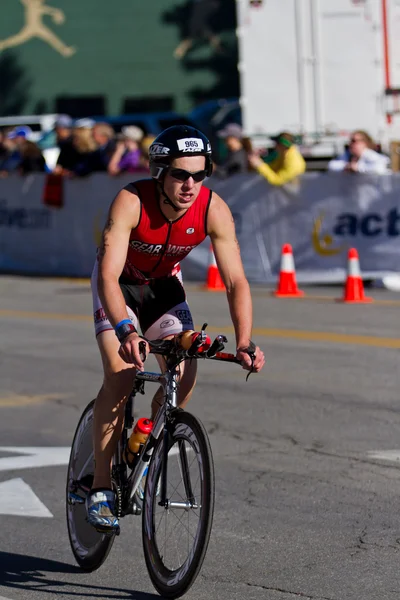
0, 551, 160, 599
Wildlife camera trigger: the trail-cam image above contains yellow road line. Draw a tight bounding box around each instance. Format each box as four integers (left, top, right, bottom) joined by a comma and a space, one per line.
279, 294, 400, 307
192, 285, 400, 306
0, 309, 399, 349
0, 393, 71, 407
0, 309, 91, 321
201, 325, 400, 349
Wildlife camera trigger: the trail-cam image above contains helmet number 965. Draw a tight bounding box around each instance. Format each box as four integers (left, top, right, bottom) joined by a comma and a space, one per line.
177, 138, 204, 152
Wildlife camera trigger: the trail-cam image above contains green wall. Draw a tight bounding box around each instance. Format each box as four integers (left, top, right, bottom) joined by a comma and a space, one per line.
0, 0, 239, 117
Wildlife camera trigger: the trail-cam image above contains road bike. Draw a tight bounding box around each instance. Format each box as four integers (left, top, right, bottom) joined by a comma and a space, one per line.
66, 324, 255, 599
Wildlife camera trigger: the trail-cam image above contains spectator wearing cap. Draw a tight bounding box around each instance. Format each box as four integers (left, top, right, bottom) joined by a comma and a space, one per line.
108, 126, 145, 176
90, 122, 116, 172
0, 127, 46, 175
248, 132, 306, 186
213, 123, 249, 177
0, 128, 21, 176
53, 114, 75, 175
55, 114, 73, 144
328, 130, 389, 174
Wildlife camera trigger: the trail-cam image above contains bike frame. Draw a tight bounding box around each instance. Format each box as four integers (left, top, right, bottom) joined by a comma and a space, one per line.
119, 364, 180, 513
116, 343, 241, 515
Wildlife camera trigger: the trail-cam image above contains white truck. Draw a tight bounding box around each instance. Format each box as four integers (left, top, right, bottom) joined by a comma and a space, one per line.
235, 0, 400, 156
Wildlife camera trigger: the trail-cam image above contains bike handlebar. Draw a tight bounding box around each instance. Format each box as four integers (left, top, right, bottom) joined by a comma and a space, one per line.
139, 330, 255, 366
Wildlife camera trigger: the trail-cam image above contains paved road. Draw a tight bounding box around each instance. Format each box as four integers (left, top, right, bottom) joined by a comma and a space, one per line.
0, 277, 399, 600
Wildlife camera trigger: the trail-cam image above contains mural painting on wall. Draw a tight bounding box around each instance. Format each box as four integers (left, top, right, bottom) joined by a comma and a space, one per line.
0, 0, 76, 57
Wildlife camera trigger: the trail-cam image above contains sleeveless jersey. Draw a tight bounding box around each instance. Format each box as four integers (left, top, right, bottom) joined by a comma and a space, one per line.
121, 179, 212, 282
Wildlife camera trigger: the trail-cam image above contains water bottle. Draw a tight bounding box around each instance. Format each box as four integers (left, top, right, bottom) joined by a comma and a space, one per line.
124, 417, 153, 468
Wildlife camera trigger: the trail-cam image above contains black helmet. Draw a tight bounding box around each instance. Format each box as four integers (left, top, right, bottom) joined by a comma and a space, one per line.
149, 125, 213, 180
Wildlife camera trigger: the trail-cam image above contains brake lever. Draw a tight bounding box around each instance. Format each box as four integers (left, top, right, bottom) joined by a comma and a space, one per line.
243, 341, 256, 382
206, 334, 228, 358
138, 340, 147, 362
187, 323, 209, 357
187, 337, 202, 357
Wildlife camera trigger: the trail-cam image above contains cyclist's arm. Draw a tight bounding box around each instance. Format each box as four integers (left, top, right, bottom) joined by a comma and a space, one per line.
97, 187, 140, 328
207, 192, 252, 350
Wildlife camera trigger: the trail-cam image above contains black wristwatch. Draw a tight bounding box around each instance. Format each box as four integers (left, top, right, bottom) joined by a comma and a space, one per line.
115, 322, 137, 344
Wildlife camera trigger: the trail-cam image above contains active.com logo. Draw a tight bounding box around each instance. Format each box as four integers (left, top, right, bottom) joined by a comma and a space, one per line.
312, 208, 400, 256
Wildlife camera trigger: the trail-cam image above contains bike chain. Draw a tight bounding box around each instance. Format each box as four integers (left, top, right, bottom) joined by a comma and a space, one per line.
116, 485, 122, 519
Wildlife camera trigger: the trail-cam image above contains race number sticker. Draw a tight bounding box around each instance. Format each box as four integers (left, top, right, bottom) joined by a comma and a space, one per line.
177, 138, 204, 152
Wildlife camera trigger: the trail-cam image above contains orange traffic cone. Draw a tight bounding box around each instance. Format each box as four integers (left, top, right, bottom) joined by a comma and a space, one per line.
273, 243, 304, 298
205, 246, 225, 291
338, 248, 373, 303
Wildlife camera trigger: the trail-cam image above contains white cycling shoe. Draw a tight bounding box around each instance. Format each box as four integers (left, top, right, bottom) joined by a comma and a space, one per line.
86, 489, 120, 534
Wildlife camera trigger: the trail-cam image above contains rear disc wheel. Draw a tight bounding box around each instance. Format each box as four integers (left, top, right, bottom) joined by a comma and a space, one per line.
66, 400, 116, 571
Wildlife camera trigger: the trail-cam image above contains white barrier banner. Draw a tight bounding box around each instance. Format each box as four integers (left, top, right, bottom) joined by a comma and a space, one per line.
0, 174, 131, 277
190, 172, 400, 283
0, 172, 399, 282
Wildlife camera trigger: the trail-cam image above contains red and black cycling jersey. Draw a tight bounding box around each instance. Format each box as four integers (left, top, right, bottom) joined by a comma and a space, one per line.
121, 179, 212, 283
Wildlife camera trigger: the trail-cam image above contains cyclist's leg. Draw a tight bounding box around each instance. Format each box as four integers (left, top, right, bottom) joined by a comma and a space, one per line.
141, 273, 197, 419
87, 263, 142, 529
93, 331, 136, 490
91, 260, 139, 490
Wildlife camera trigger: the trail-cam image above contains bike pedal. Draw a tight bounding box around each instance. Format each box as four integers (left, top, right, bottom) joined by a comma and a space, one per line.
92, 523, 120, 537
98, 527, 120, 537
133, 502, 142, 516
125, 499, 142, 516
85, 516, 121, 537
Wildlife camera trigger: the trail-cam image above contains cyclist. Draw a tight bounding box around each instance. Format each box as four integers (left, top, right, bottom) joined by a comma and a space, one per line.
87, 125, 265, 532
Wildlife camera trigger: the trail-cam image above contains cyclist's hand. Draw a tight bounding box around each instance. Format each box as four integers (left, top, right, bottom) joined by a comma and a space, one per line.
119, 333, 149, 370
236, 344, 265, 372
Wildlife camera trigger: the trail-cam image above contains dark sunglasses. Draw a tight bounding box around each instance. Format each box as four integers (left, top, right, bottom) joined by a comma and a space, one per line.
168, 168, 207, 183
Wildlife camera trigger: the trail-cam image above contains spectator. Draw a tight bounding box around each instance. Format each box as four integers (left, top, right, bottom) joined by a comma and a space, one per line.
18, 138, 47, 174
328, 130, 390, 174
53, 114, 75, 174
90, 122, 116, 172
57, 120, 97, 177
248, 131, 306, 186
0, 129, 21, 176
0, 126, 46, 175
213, 123, 249, 177
108, 126, 144, 176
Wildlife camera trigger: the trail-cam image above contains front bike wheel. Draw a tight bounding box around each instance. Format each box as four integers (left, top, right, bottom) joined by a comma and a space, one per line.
142, 409, 215, 599
66, 400, 116, 571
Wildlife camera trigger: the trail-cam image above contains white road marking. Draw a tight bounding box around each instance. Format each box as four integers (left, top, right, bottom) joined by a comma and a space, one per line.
367, 450, 400, 462
0, 447, 70, 472
0, 478, 53, 517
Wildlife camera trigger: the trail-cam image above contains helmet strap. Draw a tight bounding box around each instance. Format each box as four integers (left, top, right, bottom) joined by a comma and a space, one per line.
158, 181, 182, 213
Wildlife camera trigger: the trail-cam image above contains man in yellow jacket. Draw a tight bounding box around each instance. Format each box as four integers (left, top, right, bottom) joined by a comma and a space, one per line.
248, 131, 306, 186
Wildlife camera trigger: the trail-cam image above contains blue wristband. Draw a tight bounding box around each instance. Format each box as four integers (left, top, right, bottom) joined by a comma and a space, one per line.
115, 318, 132, 330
